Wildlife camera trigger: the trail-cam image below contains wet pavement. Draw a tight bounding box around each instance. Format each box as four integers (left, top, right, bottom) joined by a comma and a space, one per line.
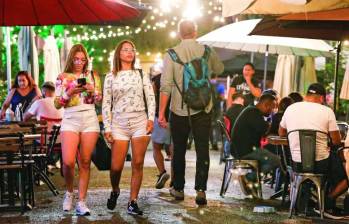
1, 149, 348, 223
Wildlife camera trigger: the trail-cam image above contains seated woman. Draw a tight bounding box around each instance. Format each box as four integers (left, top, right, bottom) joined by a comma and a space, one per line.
1, 71, 41, 121
270, 97, 294, 135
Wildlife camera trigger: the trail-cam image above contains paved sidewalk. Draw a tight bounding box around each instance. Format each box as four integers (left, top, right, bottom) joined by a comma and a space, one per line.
0, 149, 347, 223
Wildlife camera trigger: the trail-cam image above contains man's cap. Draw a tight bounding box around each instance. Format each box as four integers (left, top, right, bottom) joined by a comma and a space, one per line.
307, 83, 326, 97
42, 81, 55, 90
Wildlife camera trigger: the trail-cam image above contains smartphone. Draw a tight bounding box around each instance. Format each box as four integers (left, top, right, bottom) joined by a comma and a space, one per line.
77, 78, 86, 86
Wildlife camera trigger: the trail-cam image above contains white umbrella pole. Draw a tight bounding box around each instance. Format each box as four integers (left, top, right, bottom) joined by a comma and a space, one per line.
29, 26, 35, 82
263, 45, 269, 90
334, 41, 342, 115
5, 27, 11, 92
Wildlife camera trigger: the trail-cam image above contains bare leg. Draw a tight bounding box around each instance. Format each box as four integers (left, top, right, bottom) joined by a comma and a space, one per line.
61, 131, 80, 193
110, 140, 129, 192
344, 150, 349, 180
78, 132, 99, 201
153, 142, 165, 174
130, 136, 150, 201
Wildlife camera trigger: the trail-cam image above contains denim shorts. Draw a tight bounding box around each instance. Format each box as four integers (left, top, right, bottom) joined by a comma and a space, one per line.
151, 117, 171, 145
111, 111, 149, 141
61, 109, 100, 133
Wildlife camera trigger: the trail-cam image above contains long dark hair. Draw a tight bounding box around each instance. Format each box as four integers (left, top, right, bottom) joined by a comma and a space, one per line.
112, 40, 136, 75
64, 44, 89, 74
11, 71, 35, 89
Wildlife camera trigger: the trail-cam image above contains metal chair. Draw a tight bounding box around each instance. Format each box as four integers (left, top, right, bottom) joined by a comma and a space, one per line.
217, 120, 262, 199
0, 133, 35, 213
337, 121, 348, 141
287, 129, 328, 219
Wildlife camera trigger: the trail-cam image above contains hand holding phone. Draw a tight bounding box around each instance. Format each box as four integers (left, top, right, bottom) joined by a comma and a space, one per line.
77, 77, 87, 86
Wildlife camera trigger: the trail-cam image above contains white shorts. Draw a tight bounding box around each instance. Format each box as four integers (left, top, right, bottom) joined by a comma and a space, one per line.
61, 109, 100, 133
111, 111, 149, 141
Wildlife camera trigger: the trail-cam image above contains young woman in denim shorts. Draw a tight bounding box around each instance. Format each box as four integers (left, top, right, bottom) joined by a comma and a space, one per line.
55, 44, 102, 216
102, 40, 155, 216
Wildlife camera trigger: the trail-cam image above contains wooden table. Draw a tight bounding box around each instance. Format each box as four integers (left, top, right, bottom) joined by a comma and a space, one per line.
267, 135, 288, 146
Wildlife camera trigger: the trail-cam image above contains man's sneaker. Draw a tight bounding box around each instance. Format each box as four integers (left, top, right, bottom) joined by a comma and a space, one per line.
76, 200, 90, 216
107, 191, 120, 210
195, 191, 207, 205
127, 200, 143, 216
169, 187, 184, 200
314, 208, 344, 220
155, 171, 170, 189
62, 191, 74, 212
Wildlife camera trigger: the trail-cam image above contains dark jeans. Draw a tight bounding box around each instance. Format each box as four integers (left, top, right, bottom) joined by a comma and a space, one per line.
242, 149, 281, 182
170, 111, 211, 191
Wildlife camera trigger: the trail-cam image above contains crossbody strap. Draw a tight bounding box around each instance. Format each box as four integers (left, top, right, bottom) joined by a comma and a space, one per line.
138, 69, 148, 116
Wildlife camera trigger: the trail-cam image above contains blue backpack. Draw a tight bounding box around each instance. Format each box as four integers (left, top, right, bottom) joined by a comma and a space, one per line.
167, 45, 212, 111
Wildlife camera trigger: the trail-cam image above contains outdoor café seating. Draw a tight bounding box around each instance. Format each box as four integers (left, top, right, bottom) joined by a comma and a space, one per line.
0, 120, 59, 213
287, 129, 328, 219
217, 120, 263, 199
0, 132, 36, 213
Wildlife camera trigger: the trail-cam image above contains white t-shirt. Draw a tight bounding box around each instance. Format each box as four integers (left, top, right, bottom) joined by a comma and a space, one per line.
280, 101, 338, 162
27, 97, 64, 130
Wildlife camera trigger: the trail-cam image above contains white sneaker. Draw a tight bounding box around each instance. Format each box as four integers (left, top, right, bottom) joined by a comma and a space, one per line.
76, 200, 90, 216
63, 191, 74, 212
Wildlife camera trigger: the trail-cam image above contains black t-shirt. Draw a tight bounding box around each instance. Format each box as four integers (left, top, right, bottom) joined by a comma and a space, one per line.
225, 104, 244, 131
270, 112, 284, 135
230, 75, 260, 106
231, 106, 269, 158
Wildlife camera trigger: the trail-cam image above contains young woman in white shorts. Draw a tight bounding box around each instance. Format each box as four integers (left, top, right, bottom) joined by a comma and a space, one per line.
102, 40, 155, 216
55, 44, 102, 216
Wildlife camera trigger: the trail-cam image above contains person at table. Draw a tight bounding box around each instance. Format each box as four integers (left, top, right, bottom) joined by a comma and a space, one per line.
279, 83, 347, 217
102, 40, 155, 216
55, 44, 102, 216
227, 63, 261, 108
224, 93, 245, 133
288, 92, 303, 103
1, 71, 41, 121
269, 96, 293, 135
231, 93, 280, 197
23, 81, 64, 131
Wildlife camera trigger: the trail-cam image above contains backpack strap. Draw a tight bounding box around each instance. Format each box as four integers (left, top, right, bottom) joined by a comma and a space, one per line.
167, 49, 185, 65
203, 45, 211, 60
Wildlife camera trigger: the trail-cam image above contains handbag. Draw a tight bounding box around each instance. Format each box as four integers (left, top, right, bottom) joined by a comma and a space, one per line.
91, 123, 111, 170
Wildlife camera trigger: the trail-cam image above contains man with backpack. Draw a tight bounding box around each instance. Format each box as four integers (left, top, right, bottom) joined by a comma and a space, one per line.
158, 19, 224, 205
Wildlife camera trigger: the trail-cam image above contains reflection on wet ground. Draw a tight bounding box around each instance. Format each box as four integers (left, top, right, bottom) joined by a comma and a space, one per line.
0, 150, 348, 223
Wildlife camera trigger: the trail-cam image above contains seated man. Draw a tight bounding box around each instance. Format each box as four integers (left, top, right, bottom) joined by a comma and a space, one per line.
231, 94, 280, 197
279, 83, 348, 217
225, 93, 245, 133
24, 81, 63, 129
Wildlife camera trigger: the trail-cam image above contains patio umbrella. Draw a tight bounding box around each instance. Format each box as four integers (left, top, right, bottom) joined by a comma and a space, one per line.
60, 36, 73, 70
197, 19, 333, 89
0, 0, 140, 26
44, 36, 61, 83
222, 0, 349, 17
17, 26, 39, 84
340, 59, 349, 100
273, 55, 297, 98
249, 9, 349, 113
3, 0, 143, 92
